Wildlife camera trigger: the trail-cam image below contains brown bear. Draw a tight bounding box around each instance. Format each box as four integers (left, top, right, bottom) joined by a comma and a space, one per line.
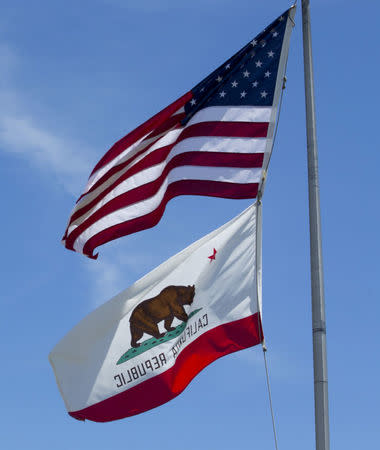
129, 285, 195, 348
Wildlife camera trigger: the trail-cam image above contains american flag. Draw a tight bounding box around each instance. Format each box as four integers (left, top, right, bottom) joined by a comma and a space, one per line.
63, 8, 294, 258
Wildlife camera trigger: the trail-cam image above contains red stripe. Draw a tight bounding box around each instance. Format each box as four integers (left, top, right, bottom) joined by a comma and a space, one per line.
80, 179, 258, 258
68, 120, 268, 235
148, 112, 186, 138
67, 148, 263, 226
64, 154, 261, 252
90, 91, 192, 176
69, 313, 263, 422
79, 116, 185, 202
179, 121, 268, 139
169, 151, 263, 168
80, 121, 267, 206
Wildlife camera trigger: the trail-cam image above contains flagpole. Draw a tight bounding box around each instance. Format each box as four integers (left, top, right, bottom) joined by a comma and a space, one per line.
301, 2, 330, 450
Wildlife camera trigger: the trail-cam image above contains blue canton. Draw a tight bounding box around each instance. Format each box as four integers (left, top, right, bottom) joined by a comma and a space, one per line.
183, 10, 288, 124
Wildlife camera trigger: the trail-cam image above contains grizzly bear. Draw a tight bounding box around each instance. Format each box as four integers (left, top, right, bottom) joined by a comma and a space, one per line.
129, 285, 195, 348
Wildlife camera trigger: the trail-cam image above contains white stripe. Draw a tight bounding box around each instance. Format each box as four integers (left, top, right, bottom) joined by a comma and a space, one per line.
85, 133, 149, 193
86, 110, 185, 192
68, 162, 170, 236
72, 166, 262, 253
85, 106, 270, 193
67, 135, 265, 231
187, 105, 272, 125
85, 129, 172, 194
172, 135, 266, 155
66, 105, 270, 238
73, 128, 183, 214
75, 133, 264, 214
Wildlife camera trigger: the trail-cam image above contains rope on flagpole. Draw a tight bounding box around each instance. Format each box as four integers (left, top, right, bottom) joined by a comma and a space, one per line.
254, 200, 279, 450
254, 8, 297, 449
262, 342, 279, 450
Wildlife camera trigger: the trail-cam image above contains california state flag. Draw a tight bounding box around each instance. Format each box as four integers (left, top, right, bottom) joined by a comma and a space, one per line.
50, 202, 263, 422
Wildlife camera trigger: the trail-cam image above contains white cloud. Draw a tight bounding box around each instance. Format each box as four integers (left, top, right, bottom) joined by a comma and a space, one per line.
85, 257, 126, 308
0, 41, 152, 310
84, 242, 154, 308
0, 42, 93, 196
0, 41, 109, 305
0, 114, 92, 195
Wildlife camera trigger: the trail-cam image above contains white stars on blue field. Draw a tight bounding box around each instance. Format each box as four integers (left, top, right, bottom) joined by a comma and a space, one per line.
183, 10, 288, 122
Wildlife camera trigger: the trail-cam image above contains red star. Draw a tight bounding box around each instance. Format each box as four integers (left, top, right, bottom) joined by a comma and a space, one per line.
208, 248, 217, 261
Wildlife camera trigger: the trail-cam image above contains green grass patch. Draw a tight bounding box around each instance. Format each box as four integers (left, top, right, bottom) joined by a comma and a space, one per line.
116, 308, 202, 365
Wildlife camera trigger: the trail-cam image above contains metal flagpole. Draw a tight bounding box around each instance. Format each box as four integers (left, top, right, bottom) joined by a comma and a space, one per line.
301, 1, 330, 450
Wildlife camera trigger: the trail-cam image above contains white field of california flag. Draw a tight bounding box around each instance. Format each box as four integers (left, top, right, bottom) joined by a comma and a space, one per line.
50, 203, 263, 422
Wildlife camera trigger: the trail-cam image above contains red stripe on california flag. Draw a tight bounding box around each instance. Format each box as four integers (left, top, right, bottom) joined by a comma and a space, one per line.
67, 150, 264, 228
81, 180, 258, 258
69, 313, 263, 422
90, 91, 192, 177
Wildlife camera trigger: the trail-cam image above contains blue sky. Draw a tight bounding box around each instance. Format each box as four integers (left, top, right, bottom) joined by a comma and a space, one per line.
1, 0, 379, 448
